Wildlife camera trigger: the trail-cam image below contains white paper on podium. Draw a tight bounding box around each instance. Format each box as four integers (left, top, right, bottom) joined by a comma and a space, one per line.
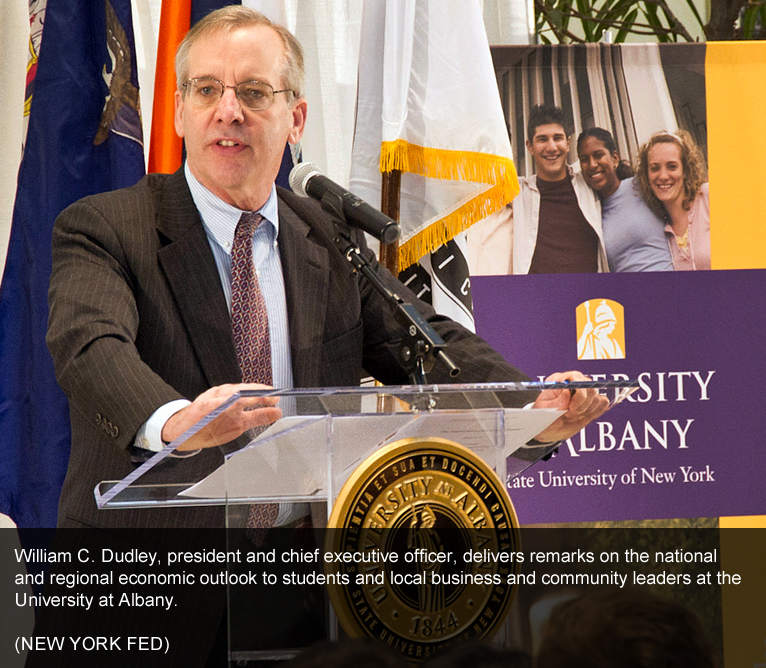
179, 413, 415, 500
180, 407, 562, 501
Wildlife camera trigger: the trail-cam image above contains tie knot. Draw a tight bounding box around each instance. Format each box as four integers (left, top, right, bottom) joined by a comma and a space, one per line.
236, 212, 263, 239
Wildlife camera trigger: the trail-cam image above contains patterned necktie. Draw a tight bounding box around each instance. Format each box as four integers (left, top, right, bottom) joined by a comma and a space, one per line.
231, 212, 272, 386
231, 212, 278, 538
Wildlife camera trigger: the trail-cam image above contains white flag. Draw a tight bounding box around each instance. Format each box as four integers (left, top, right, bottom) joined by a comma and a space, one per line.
244, 0, 363, 187
349, 0, 519, 273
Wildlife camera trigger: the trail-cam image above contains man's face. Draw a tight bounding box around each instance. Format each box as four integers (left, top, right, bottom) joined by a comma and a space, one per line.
174, 25, 307, 210
526, 123, 570, 181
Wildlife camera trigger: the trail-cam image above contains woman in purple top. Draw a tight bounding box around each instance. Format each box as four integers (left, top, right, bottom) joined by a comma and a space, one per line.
635, 130, 710, 271
577, 128, 673, 272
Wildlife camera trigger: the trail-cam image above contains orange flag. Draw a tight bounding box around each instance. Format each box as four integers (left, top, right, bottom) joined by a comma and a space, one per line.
148, 0, 191, 173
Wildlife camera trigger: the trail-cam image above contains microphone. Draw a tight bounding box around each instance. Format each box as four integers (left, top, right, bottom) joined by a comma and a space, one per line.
289, 162, 401, 244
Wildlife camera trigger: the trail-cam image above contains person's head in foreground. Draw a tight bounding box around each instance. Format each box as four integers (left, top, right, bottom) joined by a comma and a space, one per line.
536, 587, 717, 668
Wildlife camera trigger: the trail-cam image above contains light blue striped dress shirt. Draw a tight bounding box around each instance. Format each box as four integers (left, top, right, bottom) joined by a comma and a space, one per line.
185, 163, 293, 390
134, 165, 292, 452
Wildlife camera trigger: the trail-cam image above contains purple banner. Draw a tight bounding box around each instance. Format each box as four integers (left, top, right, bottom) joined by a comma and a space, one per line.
473, 270, 766, 524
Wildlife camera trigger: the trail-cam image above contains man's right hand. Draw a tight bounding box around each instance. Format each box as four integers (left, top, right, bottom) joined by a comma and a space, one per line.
162, 384, 282, 451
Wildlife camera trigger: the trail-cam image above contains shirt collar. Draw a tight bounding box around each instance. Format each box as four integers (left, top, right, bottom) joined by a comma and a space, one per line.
526, 164, 576, 192
184, 162, 279, 252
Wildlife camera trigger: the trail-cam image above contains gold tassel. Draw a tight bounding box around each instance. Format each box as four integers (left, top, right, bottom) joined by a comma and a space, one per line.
397, 182, 511, 272
379, 140, 520, 271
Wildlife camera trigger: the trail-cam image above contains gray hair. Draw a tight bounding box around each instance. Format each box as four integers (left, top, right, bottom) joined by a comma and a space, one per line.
175, 5, 304, 100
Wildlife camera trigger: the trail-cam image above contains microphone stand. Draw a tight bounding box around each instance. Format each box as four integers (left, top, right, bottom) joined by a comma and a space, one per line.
320, 190, 460, 385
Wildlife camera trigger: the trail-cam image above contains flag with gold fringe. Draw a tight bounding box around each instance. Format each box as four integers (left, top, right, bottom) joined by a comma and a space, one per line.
349, 0, 518, 275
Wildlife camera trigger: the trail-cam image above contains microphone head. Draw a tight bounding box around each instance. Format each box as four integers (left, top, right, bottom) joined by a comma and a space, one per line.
289, 162, 322, 198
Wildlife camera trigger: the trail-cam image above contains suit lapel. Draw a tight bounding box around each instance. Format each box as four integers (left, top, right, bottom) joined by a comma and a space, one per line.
156, 170, 241, 388
277, 195, 329, 388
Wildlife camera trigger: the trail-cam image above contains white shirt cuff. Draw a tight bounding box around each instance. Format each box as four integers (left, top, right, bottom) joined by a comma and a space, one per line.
133, 399, 192, 452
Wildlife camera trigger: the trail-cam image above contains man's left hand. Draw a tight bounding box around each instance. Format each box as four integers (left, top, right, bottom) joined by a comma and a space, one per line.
532, 371, 609, 443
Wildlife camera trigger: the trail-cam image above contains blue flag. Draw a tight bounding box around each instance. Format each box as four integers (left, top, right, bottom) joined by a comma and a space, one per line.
0, 0, 145, 527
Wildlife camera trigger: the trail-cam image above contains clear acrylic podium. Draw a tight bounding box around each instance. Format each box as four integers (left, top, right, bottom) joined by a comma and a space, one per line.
93, 381, 634, 662
94, 382, 617, 515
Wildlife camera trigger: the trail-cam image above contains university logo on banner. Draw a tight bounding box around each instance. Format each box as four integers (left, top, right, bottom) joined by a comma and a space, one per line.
576, 299, 625, 361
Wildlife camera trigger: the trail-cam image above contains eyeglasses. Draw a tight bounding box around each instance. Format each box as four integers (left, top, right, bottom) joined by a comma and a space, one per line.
181, 77, 293, 111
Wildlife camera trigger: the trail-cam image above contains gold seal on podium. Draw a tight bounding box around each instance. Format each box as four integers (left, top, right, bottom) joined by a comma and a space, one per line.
326, 437, 521, 660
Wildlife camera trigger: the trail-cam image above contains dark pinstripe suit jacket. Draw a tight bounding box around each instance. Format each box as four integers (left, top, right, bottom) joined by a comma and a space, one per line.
47, 169, 531, 529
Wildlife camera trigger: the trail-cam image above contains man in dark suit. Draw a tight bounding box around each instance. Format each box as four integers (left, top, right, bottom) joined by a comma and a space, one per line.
47, 6, 607, 530
37, 8, 612, 666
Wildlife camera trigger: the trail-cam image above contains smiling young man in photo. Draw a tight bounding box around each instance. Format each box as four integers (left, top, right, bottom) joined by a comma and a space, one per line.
511, 105, 608, 274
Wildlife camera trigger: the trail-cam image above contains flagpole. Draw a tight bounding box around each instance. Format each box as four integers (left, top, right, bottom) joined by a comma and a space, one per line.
377, 169, 401, 407
379, 169, 401, 275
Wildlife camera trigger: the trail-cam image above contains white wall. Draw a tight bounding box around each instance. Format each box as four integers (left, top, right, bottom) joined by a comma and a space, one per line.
0, 3, 30, 275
